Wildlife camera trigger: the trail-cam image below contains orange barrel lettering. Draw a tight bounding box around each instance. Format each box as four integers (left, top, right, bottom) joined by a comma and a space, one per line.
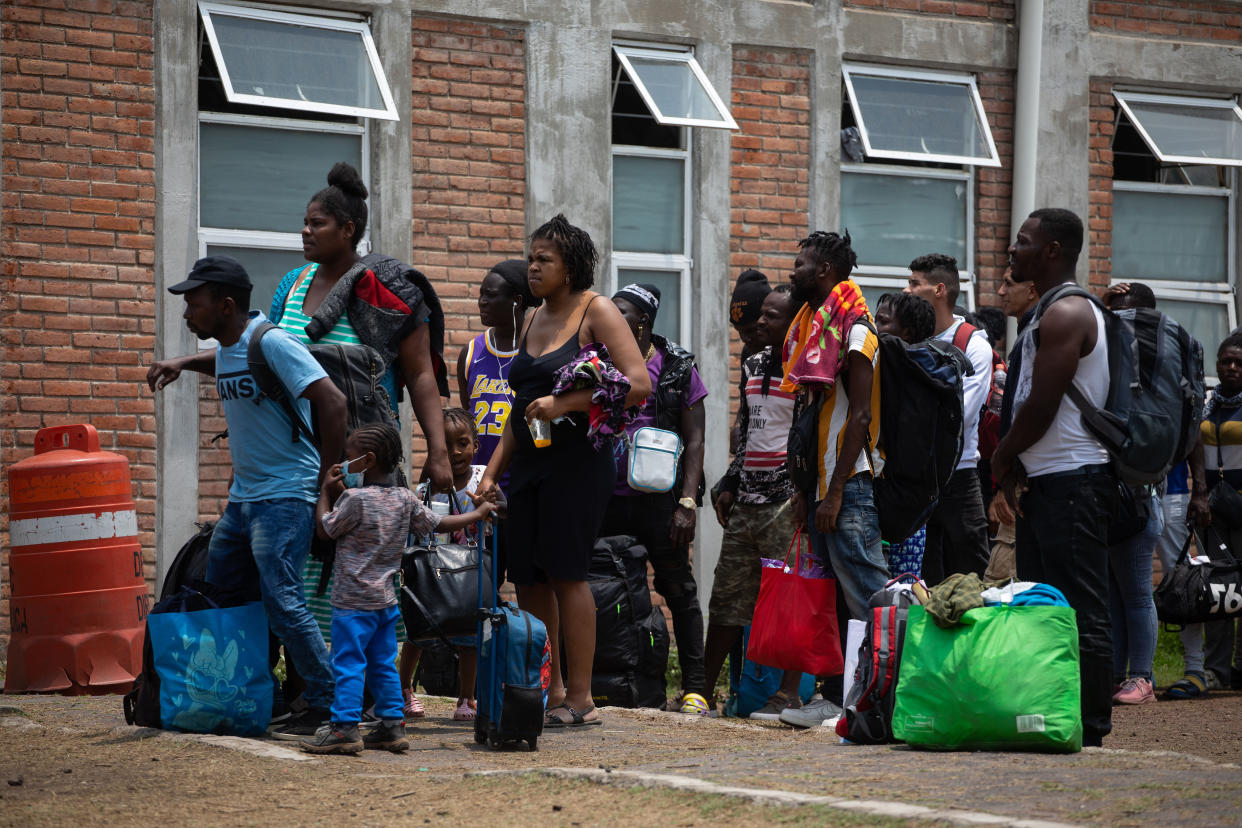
5, 424, 148, 695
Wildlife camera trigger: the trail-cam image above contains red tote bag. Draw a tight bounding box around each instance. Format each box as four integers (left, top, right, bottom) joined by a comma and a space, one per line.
746, 528, 843, 676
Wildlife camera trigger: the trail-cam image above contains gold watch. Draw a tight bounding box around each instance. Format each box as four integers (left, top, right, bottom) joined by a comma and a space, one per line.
677, 497, 697, 510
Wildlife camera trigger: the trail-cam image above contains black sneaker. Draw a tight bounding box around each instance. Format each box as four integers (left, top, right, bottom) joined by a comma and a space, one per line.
269, 707, 330, 741
363, 721, 410, 753
300, 723, 363, 755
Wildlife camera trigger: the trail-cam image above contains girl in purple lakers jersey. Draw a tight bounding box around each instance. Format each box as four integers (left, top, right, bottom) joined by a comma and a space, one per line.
456, 260, 541, 469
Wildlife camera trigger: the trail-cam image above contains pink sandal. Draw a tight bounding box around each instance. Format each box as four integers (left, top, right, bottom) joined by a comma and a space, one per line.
452, 698, 477, 721
403, 688, 426, 719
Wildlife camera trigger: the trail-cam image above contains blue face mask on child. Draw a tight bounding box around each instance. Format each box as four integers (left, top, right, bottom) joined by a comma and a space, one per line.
342, 455, 368, 489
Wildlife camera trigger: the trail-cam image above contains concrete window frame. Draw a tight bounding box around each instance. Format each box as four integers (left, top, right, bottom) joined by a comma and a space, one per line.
840, 163, 977, 311
613, 44, 739, 131
842, 63, 1000, 169
198, 1, 398, 121
1115, 91, 1242, 168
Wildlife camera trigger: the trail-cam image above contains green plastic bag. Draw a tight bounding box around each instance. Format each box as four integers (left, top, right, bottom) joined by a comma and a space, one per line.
892, 605, 1082, 753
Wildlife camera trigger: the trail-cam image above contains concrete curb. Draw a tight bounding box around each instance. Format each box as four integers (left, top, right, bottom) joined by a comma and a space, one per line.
469, 767, 1079, 828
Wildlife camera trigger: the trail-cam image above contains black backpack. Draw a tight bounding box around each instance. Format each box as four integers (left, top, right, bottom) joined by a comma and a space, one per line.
864, 322, 971, 544
246, 321, 399, 446
588, 536, 669, 708
159, 521, 213, 602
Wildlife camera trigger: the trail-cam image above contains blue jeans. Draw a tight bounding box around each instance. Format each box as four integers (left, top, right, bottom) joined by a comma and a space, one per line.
1108, 492, 1163, 681
329, 606, 403, 724
806, 475, 891, 620
206, 499, 334, 711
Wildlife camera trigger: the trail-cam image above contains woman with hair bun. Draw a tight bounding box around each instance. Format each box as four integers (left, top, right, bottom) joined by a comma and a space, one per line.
476, 215, 651, 728
267, 162, 454, 730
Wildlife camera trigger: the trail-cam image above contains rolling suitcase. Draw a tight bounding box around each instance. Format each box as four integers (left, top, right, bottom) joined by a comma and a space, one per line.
475, 523, 550, 751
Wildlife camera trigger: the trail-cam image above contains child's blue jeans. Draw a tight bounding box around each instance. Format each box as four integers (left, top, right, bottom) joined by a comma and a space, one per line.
329, 605, 404, 724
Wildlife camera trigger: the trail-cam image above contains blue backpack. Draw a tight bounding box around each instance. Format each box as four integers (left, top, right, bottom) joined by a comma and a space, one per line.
1032, 286, 1205, 484
726, 627, 816, 718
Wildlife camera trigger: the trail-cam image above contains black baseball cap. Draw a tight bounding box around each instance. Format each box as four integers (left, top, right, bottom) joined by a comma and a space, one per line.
169, 255, 253, 295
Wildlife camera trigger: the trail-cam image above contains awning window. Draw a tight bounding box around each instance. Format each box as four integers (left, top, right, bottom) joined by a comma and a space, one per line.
842, 63, 1000, 167
612, 45, 738, 130
198, 2, 398, 121
1114, 91, 1242, 167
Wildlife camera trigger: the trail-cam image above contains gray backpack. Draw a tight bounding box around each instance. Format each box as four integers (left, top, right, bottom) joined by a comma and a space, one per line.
1034, 286, 1205, 485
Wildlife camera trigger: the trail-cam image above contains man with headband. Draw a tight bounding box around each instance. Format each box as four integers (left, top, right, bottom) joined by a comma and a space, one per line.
601, 283, 711, 713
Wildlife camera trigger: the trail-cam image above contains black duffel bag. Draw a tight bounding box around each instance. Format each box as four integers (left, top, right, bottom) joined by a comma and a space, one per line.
400, 503, 492, 643
1154, 524, 1242, 625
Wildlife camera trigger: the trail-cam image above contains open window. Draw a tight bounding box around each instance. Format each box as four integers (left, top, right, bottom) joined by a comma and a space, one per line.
1112, 90, 1237, 360
842, 63, 999, 168
1114, 91, 1242, 168
198, 2, 398, 121
840, 63, 998, 308
613, 44, 738, 131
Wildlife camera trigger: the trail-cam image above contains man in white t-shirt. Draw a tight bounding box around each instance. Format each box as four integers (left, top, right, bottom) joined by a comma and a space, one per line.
990, 208, 1114, 747
904, 254, 992, 585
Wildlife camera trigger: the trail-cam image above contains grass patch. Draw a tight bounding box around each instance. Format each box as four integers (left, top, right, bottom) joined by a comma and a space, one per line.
1154, 624, 1187, 688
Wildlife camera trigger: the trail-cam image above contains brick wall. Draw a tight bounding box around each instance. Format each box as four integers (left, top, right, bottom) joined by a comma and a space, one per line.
845, 0, 1015, 20
1, 0, 157, 644
408, 16, 527, 467
1087, 80, 1116, 291
973, 70, 1015, 308
1090, 0, 1242, 42
728, 47, 811, 413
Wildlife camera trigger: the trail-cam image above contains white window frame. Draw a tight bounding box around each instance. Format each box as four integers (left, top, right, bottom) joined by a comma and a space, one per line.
610, 142, 694, 343
841, 162, 977, 310
612, 43, 738, 131
1111, 176, 1237, 353
198, 1, 399, 121
1114, 91, 1242, 168
842, 63, 1001, 168
197, 111, 371, 283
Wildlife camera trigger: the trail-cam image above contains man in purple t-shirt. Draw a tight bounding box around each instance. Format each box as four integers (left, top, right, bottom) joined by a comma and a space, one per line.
600, 284, 709, 710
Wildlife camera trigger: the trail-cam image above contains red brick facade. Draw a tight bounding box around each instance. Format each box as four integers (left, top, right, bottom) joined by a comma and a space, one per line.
1090, 0, 1242, 42
1087, 80, 1116, 291
845, 0, 1015, 21
728, 47, 811, 414
1, 0, 157, 638
973, 69, 1016, 306
408, 16, 527, 464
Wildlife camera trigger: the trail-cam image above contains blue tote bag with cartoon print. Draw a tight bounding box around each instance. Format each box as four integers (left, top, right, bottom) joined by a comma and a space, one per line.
146, 588, 273, 737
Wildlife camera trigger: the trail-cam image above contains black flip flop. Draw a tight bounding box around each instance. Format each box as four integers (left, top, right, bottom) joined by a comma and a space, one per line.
544, 703, 572, 728
560, 705, 602, 728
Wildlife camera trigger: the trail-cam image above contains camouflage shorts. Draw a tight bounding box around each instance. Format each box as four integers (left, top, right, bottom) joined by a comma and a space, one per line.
708, 500, 796, 627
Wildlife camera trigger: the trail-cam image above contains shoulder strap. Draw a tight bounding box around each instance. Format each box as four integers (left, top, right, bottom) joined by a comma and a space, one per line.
575, 295, 599, 339
518, 307, 539, 351
952, 322, 977, 353
247, 322, 318, 446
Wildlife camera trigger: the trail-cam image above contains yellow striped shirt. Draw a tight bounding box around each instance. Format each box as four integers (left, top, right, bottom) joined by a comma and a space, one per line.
814, 322, 884, 501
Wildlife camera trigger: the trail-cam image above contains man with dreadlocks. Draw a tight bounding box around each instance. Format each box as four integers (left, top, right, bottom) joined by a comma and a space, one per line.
778, 230, 890, 729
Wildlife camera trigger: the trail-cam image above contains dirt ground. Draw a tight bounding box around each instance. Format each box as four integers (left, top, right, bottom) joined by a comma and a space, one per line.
1, 691, 1239, 827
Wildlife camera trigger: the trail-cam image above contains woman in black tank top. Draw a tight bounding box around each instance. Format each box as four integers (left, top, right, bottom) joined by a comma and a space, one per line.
476, 216, 651, 728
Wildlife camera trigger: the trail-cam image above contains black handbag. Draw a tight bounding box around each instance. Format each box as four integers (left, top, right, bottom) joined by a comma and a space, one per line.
787, 388, 824, 496
1108, 483, 1152, 545
399, 495, 492, 644
1206, 421, 1242, 529
1153, 523, 1242, 625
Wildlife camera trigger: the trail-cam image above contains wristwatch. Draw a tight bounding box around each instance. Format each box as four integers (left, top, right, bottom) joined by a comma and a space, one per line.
678, 497, 697, 510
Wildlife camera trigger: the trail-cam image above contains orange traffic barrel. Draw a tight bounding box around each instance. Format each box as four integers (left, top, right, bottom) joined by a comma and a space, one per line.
5, 424, 148, 695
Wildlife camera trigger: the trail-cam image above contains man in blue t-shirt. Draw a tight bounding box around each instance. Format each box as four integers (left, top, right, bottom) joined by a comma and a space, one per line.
148, 256, 347, 739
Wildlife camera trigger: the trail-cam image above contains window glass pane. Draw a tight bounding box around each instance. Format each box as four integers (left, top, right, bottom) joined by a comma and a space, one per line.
200, 122, 362, 234
207, 11, 388, 115
206, 244, 307, 311
1121, 98, 1242, 164
623, 56, 719, 122
616, 268, 683, 344
848, 72, 992, 162
1158, 298, 1228, 355
613, 155, 685, 254
1112, 190, 1227, 283
841, 172, 967, 268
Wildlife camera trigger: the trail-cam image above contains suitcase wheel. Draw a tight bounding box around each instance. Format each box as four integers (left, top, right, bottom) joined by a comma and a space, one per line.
474, 731, 486, 745
488, 733, 503, 749
526, 736, 537, 751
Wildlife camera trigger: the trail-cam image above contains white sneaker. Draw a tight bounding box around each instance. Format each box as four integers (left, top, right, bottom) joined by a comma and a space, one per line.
778, 697, 842, 728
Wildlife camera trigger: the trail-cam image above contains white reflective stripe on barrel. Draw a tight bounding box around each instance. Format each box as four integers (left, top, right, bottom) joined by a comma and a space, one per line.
9, 509, 139, 548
